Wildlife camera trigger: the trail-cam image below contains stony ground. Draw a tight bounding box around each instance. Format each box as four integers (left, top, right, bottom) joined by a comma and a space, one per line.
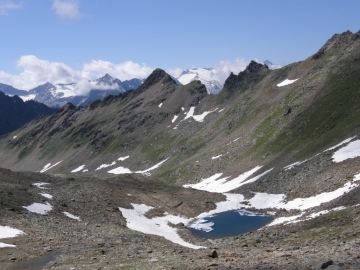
1, 168, 360, 270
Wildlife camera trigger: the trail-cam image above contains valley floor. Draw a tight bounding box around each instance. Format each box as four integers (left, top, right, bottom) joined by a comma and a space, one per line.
1, 169, 360, 270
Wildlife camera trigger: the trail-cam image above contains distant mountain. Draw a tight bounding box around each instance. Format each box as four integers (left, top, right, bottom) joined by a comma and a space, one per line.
0, 91, 57, 136
0, 74, 143, 108
263, 60, 282, 70
176, 68, 223, 94
0, 83, 28, 96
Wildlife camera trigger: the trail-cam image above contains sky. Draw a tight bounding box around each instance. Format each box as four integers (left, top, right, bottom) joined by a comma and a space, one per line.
0, 0, 359, 92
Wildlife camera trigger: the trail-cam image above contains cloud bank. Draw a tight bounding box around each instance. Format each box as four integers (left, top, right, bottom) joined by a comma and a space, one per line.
52, 0, 82, 20
0, 55, 154, 95
0, 1, 21, 15
0, 55, 280, 95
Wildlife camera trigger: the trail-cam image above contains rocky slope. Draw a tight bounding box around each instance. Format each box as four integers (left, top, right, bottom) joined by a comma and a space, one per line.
1, 30, 360, 269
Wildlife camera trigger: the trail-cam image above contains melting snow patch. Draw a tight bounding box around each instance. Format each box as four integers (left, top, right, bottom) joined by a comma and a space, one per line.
0, 225, 24, 248
158, 103, 163, 108
96, 161, 116, 171
332, 139, 360, 162
324, 136, 357, 152
108, 166, 133, 174
219, 108, 224, 112
33, 182, 50, 189
40, 161, 63, 173
23, 202, 53, 215
238, 174, 360, 211
71, 165, 86, 173
63, 212, 81, 221
83, 169, 88, 172
211, 154, 222, 160
118, 155, 129, 161
0, 243, 16, 248
13, 136, 17, 139
268, 213, 305, 226
277, 78, 299, 87
39, 193, 53, 199
119, 203, 204, 249
184, 166, 273, 193
0, 225, 24, 239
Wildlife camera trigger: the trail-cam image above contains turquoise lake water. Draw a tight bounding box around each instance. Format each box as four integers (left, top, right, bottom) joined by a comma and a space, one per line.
187, 209, 273, 239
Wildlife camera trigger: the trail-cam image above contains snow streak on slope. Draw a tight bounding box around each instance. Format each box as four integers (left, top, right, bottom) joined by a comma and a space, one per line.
108, 158, 169, 176
40, 161, 63, 173
277, 78, 299, 87
184, 166, 273, 193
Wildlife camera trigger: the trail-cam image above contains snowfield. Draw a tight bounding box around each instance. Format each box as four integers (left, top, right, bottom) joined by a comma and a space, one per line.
119, 204, 205, 249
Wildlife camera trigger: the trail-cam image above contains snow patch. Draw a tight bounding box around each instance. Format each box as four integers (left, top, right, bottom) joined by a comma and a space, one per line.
277, 78, 299, 87
118, 155, 129, 161
184, 166, 273, 193
324, 136, 357, 152
332, 139, 360, 162
108, 166, 133, 174
23, 202, 53, 215
39, 193, 53, 199
71, 165, 86, 173
63, 212, 81, 221
0, 225, 24, 239
33, 182, 50, 189
119, 203, 205, 249
211, 154, 222, 160
13, 136, 17, 139
158, 103, 163, 108
172, 115, 179, 123
0, 225, 24, 249
96, 161, 116, 171
40, 161, 63, 173
19, 94, 36, 102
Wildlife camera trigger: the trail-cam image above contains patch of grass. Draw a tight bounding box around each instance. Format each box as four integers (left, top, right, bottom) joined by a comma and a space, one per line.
141, 132, 176, 162
240, 64, 360, 161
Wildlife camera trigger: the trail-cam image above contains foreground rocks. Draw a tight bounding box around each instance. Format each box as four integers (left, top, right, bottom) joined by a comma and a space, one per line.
1, 169, 360, 269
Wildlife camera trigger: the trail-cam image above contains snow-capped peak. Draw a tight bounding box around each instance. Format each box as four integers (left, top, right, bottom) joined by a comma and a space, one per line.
95, 73, 116, 86
176, 68, 222, 94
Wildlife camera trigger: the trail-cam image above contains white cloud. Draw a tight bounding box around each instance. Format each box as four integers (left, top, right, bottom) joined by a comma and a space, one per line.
0, 1, 21, 15
81, 60, 153, 82
52, 0, 82, 20
0, 55, 154, 95
167, 68, 183, 79
213, 58, 250, 83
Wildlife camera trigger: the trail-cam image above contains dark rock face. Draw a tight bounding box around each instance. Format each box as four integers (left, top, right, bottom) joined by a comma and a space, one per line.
0, 91, 57, 136
222, 60, 269, 97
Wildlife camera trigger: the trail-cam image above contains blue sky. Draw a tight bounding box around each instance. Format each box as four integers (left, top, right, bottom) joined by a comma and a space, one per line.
0, 0, 359, 91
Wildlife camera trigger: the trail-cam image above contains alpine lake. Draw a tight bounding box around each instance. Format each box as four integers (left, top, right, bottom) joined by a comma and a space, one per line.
187, 209, 274, 239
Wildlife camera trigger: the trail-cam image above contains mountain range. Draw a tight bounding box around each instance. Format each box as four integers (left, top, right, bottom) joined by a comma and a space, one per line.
1, 30, 360, 269
0, 74, 143, 108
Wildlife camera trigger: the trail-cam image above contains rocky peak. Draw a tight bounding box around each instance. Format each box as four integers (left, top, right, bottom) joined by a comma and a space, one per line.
96, 73, 115, 85
313, 30, 360, 60
137, 69, 174, 92
222, 61, 269, 97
